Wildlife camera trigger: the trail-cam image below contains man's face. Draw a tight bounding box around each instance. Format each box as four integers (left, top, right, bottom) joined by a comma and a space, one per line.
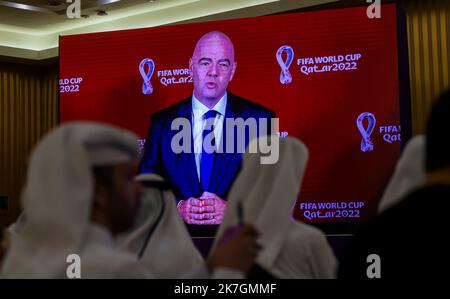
189, 35, 237, 104
105, 163, 142, 234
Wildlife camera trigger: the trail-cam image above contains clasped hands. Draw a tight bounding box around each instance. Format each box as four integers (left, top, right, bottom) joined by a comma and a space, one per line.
177, 191, 226, 224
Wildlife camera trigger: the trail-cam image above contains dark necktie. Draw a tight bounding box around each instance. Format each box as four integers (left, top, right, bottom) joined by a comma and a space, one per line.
200, 110, 218, 191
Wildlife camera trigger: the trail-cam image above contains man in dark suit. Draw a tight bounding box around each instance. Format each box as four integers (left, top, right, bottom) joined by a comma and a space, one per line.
139, 31, 274, 225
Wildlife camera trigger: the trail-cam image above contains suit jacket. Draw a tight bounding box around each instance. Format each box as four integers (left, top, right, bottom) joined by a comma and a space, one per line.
138, 92, 275, 202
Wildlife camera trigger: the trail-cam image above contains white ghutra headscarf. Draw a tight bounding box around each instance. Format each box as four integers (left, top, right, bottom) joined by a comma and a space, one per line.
212, 135, 336, 278
1, 122, 142, 278
378, 135, 426, 213
117, 173, 204, 278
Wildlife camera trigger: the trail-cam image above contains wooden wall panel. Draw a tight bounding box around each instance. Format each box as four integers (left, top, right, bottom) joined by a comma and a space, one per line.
0, 64, 58, 227
405, 0, 450, 134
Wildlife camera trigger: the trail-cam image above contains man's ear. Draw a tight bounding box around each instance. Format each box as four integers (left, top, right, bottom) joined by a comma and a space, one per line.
189, 58, 194, 76
229, 61, 237, 81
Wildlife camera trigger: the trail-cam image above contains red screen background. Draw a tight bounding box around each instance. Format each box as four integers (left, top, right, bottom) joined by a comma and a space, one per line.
60, 4, 403, 224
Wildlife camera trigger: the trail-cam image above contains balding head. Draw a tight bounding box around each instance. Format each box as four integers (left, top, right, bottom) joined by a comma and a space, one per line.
189, 31, 237, 108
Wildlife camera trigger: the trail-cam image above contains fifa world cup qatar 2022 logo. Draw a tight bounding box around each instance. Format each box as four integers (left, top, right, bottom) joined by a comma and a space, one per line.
357, 112, 376, 152
276, 45, 294, 84
139, 58, 155, 95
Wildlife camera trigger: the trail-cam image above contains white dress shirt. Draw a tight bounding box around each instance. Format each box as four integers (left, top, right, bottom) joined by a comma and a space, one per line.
192, 92, 227, 181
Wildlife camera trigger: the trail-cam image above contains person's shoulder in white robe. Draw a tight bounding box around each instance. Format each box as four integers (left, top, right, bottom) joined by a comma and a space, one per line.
79, 225, 154, 279
271, 222, 337, 279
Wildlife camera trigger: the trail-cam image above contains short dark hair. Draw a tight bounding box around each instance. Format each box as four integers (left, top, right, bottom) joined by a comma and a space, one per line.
426, 88, 450, 172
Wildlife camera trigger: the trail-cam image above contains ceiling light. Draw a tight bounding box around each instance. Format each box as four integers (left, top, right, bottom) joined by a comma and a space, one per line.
97, 0, 121, 4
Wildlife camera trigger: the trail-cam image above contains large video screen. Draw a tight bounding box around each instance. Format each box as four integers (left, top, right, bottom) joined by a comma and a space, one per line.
60, 4, 407, 229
